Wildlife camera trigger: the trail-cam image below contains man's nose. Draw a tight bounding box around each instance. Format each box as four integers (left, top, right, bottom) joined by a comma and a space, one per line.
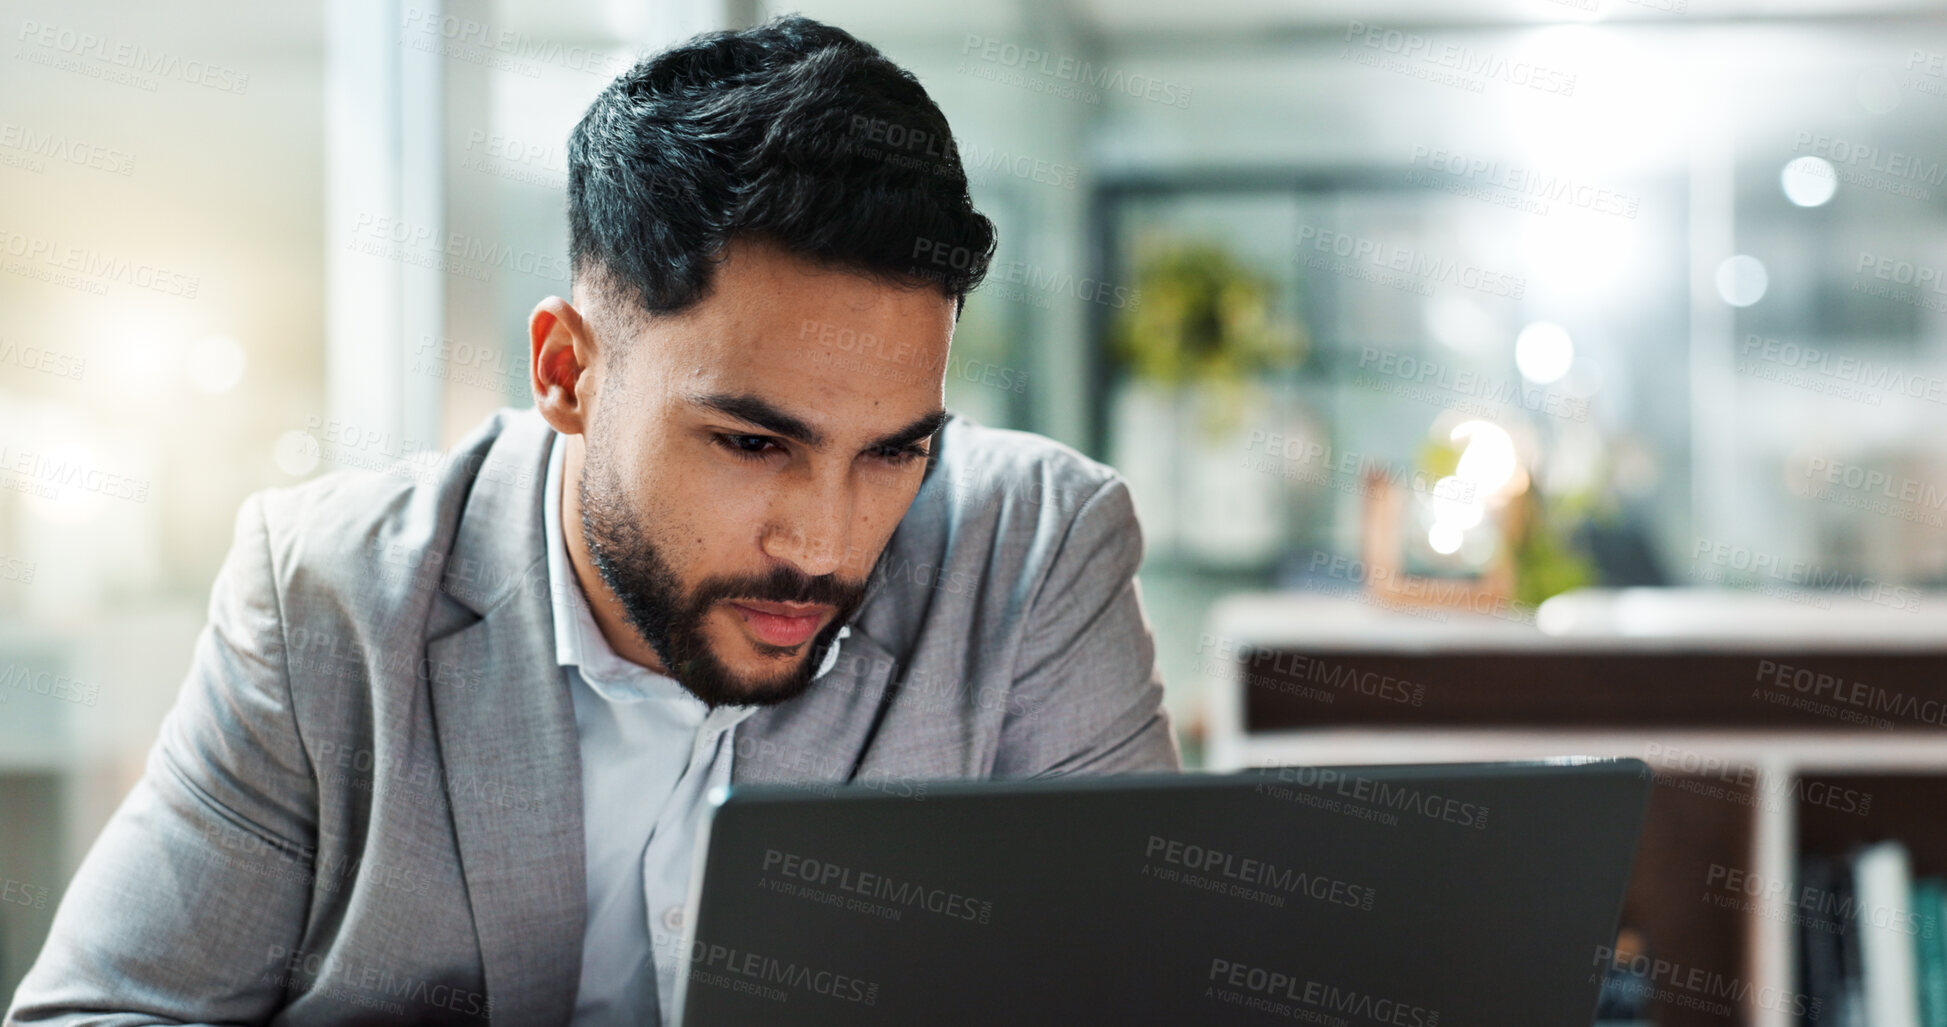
762, 484, 853, 578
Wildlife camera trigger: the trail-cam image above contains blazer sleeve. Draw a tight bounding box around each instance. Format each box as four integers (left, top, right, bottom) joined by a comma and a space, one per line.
991, 477, 1183, 778
6, 493, 319, 1026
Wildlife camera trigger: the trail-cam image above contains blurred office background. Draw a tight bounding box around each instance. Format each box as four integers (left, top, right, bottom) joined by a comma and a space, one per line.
5, 0, 1947, 1020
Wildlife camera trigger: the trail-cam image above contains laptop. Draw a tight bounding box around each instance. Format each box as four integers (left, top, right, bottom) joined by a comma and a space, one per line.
673, 758, 1652, 1025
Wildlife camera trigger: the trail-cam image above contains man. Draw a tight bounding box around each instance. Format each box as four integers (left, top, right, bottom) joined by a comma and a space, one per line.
6, 15, 1177, 1027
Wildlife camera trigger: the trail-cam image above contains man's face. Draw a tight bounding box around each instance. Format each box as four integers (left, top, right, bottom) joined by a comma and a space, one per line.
573, 239, 953, 707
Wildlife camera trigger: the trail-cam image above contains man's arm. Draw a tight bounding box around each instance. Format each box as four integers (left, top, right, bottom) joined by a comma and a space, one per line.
991, 476, 1182, 777
6, 494, 319, 1026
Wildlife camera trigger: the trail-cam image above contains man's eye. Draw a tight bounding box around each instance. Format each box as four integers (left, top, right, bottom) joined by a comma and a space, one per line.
716, 434, 782, 459
873, 444, 929, 466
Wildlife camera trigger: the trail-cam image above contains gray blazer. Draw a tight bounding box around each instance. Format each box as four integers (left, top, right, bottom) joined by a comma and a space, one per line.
6, 407, 1178, 1026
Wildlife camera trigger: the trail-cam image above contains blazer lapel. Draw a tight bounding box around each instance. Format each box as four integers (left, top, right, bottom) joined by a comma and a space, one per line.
423, 410, 586, 1026
731, 627, 901, 785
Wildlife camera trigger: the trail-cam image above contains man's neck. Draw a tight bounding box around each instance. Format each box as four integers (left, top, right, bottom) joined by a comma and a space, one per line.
559, 434, 673, 676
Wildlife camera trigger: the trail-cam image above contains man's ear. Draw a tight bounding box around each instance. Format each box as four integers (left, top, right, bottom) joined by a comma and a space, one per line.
530, 295, 594, 435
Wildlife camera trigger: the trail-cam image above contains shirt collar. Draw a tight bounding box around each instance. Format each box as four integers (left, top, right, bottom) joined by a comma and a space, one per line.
541, 431, 848, 709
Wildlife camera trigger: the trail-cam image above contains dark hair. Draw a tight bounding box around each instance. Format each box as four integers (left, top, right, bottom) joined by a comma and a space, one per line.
567, 15, 996, 319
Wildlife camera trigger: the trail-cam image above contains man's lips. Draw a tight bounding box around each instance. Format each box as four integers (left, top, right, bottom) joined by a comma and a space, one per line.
726, 601, 832, 648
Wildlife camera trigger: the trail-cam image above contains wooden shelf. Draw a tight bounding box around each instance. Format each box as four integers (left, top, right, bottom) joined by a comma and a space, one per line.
1204, 589, 1947, 1027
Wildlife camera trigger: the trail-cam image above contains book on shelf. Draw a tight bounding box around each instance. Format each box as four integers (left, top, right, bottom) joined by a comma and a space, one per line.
1798, 840, 1947, 1027
1916, 878, 1947, 1027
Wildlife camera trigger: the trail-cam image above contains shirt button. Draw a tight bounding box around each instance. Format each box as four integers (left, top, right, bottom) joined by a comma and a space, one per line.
662, 906, 685, 934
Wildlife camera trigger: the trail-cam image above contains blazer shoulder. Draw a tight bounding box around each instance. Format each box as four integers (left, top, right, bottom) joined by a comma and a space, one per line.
252, 469, 424, 589
928, 415, 1122, 525
245, 408, 531, 616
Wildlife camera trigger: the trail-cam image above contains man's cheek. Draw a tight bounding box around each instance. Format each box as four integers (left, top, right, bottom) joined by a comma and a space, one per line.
848, 489, 920, 575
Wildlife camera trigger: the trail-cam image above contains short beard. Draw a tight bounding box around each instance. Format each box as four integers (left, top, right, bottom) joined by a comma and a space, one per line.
577, 438, 867, 708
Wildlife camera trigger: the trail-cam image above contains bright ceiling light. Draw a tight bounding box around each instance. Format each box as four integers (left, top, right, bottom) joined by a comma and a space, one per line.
1780, 156, 1837, 208
1515, 322, 1574, 385
1524, 213, 1637, 298
1451, 421, 1519, 496
1715, 255, 1769, 307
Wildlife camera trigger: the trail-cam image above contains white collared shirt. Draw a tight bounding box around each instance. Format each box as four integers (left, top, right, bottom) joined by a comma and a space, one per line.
544, 431, 846, 1026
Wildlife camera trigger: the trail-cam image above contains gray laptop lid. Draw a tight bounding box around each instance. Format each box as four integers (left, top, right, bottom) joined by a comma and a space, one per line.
675, 759, 1651, 1026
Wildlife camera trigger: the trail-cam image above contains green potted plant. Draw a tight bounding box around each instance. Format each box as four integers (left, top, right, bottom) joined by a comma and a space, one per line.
1106, 236, 1304, 564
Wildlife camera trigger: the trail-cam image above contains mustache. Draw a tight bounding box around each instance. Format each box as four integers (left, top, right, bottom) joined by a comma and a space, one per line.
688, 563, 869, 612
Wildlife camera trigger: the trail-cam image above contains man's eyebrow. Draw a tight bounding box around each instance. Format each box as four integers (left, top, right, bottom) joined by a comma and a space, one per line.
693, 392, 826, 448
691, 393, 946, 453
871, 409, 949, 452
